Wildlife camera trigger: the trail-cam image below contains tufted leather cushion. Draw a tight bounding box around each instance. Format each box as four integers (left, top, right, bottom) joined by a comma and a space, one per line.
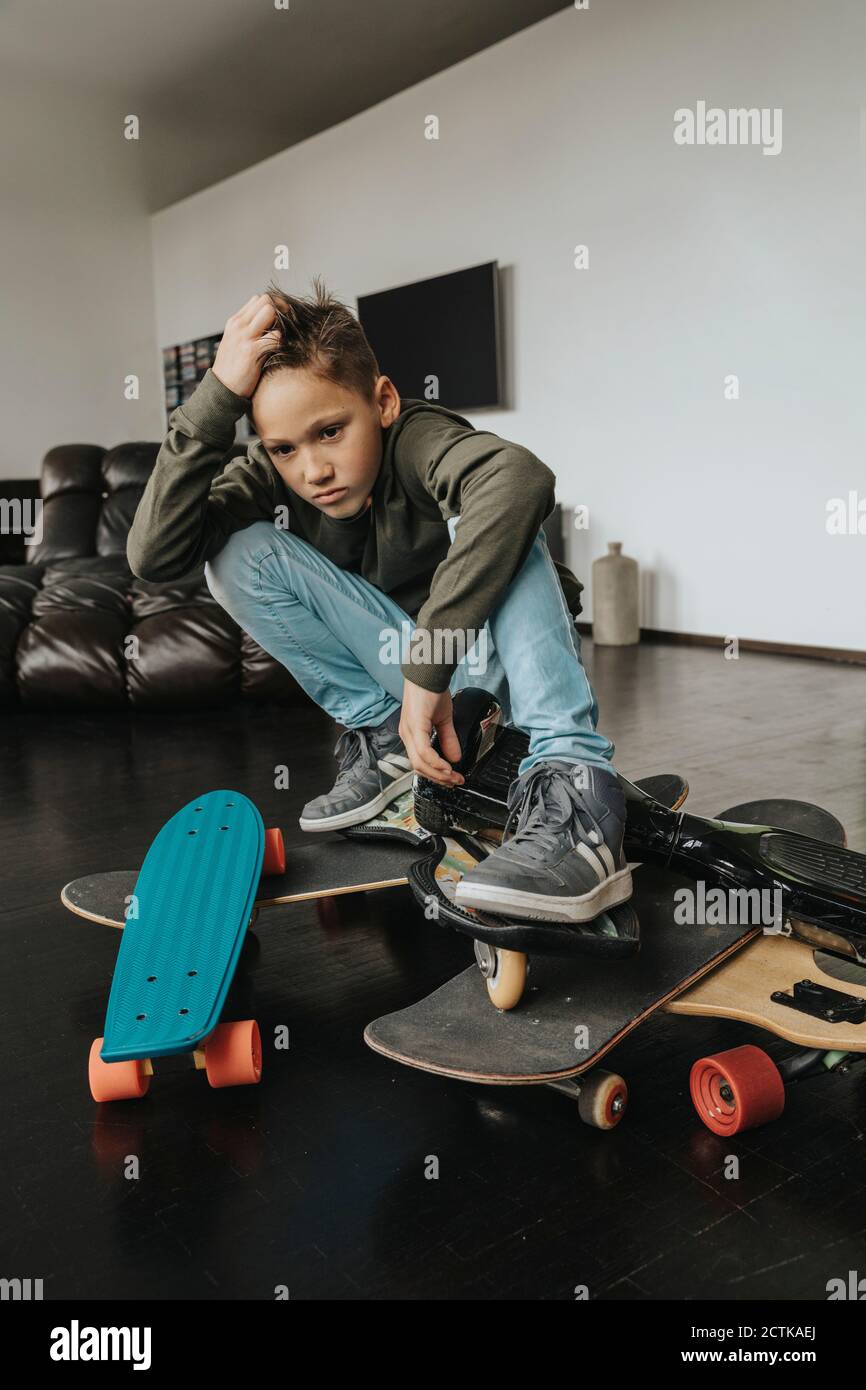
130, 571, 212, 620
16, 611, 130, 708
32, 563, 131, 620
125, 603, 241, 709
0, 566, 42, 703
98, 443, 160, 556
28, 445, 106, 565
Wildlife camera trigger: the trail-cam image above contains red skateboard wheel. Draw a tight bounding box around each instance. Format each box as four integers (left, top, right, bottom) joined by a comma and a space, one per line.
690, 1044, 785, 1136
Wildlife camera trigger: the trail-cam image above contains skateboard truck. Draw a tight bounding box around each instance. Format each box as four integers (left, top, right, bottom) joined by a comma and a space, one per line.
770, 978, 866, 1025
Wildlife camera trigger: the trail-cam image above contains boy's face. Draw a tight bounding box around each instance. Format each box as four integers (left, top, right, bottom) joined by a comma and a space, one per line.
253, 369, 400, 519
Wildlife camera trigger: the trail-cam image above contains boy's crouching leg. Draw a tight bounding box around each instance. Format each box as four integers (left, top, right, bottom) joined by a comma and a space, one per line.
203, 521, 336, 708
204, 521, 302, 619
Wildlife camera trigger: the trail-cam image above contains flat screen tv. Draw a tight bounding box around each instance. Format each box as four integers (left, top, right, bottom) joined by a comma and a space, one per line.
357, 261, 502, 411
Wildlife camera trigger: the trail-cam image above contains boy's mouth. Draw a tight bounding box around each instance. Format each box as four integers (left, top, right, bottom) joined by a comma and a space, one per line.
313, 486, 348, 506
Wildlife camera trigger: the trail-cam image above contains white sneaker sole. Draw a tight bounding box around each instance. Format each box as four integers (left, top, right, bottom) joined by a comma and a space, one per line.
454, 866, 634, 923
298, 770, 414, 833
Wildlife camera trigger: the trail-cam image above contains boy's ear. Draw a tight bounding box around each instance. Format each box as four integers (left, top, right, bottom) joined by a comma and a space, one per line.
375, 375, 401, 426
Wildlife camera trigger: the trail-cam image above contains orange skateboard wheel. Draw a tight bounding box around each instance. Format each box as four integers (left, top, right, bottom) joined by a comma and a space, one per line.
261, 827, 285, 877
690, 1044, 785, 1136
88, 1037, 151, 1102
203, 1019, 263, 1088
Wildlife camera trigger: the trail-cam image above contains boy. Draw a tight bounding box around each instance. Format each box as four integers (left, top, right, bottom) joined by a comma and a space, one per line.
128, 282, 629, 924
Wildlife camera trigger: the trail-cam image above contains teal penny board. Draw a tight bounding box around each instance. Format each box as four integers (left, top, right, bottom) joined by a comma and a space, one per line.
100, 791, 264, 1063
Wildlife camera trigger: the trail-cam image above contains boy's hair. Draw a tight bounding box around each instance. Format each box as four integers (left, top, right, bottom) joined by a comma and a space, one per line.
251, 278, 381, 416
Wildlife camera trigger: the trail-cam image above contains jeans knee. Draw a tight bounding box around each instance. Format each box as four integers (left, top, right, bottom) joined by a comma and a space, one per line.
204, 521, 277, 608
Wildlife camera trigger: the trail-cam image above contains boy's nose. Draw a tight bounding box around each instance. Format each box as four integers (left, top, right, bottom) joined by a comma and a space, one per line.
305, 462, 335, 485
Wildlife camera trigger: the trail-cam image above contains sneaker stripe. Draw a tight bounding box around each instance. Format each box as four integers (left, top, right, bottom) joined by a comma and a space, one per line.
575, 841, 608, 882
377, 756, 410, 781
594, 842, 617, 876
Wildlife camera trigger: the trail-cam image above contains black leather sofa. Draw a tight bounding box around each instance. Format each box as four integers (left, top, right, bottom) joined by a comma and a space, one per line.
0, 442, 300, 709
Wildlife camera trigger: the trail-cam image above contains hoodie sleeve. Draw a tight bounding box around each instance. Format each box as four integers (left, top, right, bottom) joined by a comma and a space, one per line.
127, 369, 276, 582
396, 411, 556, 692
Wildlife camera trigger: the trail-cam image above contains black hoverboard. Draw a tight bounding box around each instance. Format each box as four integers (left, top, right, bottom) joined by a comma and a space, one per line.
414, 689, 866, 962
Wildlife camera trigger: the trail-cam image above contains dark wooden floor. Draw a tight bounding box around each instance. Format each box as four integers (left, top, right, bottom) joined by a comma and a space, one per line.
2, 640, 866, 1301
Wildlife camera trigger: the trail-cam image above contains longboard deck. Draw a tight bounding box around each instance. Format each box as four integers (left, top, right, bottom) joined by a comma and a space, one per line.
364, 799, 846, 1084
61, 774, 688, 931
101, 790, 263, 1062
665, 934, 866, 1051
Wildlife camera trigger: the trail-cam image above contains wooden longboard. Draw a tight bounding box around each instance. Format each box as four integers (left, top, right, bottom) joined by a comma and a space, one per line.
665, 935, 866, 1051
364, 799, 848, 1086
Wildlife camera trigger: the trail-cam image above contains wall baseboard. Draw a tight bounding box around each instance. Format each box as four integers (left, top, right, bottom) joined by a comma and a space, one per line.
576, 623, 866, 667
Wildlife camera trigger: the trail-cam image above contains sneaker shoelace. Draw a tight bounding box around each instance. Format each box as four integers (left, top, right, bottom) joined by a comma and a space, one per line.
503, 764, 605, 863
332, 724, 398, 792
332, 728, 376, 791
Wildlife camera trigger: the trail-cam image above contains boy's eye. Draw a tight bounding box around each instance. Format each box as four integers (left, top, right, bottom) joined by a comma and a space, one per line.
270, 424, 341, 456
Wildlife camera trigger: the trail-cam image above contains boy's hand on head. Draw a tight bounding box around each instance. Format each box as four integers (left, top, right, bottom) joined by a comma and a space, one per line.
399, 683, 464, 787
212, 294, 283, 399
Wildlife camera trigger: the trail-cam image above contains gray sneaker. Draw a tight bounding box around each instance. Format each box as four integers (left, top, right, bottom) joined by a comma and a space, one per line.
299, 710, 412, 832
454, 760, 632, 922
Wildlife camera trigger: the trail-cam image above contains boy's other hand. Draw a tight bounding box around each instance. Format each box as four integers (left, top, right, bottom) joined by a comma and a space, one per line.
399, 682, 464, 787
212, 294, 283, 399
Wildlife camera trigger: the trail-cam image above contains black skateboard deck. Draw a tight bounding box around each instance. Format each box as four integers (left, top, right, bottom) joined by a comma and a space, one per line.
62, 789, 426, 929
61, 774, 686, 931
364, 799, 846, 1117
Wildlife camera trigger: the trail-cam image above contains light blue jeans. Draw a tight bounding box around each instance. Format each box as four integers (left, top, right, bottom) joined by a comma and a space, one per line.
204, 518, 615, 776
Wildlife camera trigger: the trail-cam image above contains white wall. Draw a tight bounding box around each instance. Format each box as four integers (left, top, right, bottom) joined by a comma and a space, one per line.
146, 0, 862, 652
1, 70, 162, 474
